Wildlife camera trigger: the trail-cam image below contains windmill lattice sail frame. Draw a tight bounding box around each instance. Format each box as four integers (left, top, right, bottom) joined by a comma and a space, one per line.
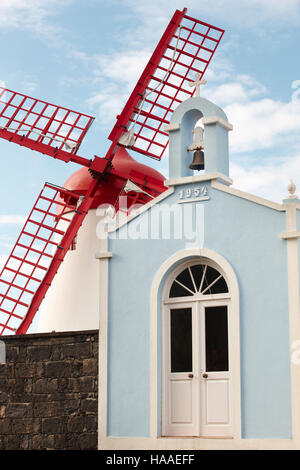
0, 182, 97, 335
0, 87, 94, 164
107, 9, 224, 162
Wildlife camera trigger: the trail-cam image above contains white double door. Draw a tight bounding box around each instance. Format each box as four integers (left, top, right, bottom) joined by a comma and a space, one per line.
163, 300, 232, 437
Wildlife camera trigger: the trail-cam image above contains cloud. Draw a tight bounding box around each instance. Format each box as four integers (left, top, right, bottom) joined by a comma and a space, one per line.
226, 98, 300, 153
204, 57, 233, 84
231, 153, 300, 202
86, 87, 128, 124
126, 0, 300, 32
86, 49, 152, 122
20, 81, 38, 95
94, 49, 151, 86
206, 75, 267, 106
0, 215, 26, 224
202, 75, 300, 202
200, 75, 300, 154
0, 0, 72, 40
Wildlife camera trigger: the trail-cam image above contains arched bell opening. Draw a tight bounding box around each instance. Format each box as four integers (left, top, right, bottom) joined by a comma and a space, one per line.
181, 109, 206, 175
188, 117, 205, 172
168, 97, 232, 179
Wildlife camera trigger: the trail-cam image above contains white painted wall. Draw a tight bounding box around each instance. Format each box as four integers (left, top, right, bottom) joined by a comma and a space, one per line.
37, 209, 102, 333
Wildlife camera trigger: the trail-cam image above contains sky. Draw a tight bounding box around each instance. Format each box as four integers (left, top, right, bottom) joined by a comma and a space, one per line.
0, 0, 300, 271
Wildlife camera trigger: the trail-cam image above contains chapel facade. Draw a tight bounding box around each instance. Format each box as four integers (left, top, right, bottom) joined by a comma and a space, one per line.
97, 93, 300, 450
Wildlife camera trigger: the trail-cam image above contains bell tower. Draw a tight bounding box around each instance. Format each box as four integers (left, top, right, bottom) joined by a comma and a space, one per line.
165, 84, 233, 180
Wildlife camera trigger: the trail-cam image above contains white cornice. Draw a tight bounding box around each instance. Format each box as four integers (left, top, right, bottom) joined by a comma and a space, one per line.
164, 123, 180, 132
211, 180, 284, 211
280, 231, 300, 240
95, 252, 112, 259
165, 172, 233, 187
202, 115, 233, 131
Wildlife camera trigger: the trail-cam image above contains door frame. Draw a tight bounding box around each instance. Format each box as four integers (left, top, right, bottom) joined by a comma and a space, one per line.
162, 282, 232, 437
149, 248, 241, 440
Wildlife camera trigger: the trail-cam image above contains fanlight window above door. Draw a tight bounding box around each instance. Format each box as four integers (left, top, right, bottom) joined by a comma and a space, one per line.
169, 264, 228, 298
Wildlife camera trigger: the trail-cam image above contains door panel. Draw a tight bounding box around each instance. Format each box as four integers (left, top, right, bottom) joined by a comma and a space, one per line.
201, 304, 231, 437
163, 305, 199, 436
170, 308, 193, 373
205, 306, 228, 372
170, 378, 193, 423
206, 378, 230, 424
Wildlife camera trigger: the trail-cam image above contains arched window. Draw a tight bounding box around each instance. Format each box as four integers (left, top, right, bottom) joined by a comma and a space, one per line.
169, 263, 228, 298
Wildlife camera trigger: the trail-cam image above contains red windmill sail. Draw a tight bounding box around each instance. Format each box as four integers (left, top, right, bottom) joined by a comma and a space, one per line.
0, 182, 97, 335
106, 8, 224, 162
0, 7, 225, 335
0, 87, 94, 165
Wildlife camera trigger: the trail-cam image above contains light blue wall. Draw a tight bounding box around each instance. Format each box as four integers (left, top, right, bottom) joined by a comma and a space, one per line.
107, 212, 184, 437
205, 186, 291, 438
107, 183, 292, 439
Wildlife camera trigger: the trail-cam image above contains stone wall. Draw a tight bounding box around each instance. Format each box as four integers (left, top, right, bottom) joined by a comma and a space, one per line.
0, 330, 98, 450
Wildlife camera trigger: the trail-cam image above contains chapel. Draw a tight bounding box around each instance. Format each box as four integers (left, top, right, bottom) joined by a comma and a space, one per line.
37, 86, 300, 450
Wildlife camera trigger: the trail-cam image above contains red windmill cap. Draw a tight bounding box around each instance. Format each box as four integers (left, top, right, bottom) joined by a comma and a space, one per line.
57, 147, 166, 213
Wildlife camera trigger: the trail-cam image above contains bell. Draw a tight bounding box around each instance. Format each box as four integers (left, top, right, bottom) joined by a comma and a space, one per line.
189, 149, 204, 171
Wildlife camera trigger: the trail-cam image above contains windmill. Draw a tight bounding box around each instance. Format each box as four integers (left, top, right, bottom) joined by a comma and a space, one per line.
0, 7, 224, 335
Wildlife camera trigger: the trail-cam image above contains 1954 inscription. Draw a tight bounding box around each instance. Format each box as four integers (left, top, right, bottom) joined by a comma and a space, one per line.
178, 185, 209, 203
